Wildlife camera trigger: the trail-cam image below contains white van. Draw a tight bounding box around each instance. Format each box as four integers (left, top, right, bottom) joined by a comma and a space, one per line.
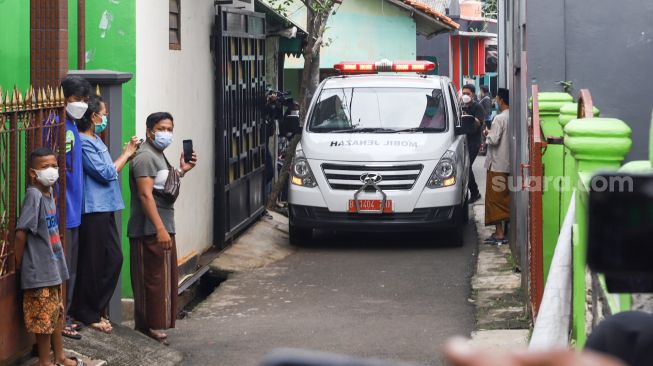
288, 61, 473, 246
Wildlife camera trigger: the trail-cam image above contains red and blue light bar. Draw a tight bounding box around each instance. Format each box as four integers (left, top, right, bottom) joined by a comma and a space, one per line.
334, 60, 435, 74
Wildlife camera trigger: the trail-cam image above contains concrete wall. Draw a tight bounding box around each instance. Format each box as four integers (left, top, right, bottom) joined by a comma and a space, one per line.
417, 34, 450, 77
525, 0, 653, 160
135, 0, 215, 263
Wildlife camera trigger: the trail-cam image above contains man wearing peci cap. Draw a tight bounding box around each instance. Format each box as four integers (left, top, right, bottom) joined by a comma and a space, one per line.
483, 88, 510, 245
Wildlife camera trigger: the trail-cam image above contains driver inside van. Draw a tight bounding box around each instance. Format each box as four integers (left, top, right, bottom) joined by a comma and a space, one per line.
419, 91, 446, 129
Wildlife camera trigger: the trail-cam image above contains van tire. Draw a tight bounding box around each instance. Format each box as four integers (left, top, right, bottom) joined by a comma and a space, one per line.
289, 224, 313, 247
462, 198, 470, 224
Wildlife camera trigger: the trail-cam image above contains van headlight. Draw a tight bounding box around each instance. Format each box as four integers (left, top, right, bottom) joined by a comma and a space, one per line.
291, 147, 317, 187
427, 150, 457, 188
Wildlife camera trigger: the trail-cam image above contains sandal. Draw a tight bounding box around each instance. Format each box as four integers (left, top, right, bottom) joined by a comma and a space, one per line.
148, 329, 170, 346
71, 320, 84, 331
89, 322, 112, 334
56, 356, 85, 366
62, 326, 82, 340
484, 233, 497, 242
100, 317, 113, 332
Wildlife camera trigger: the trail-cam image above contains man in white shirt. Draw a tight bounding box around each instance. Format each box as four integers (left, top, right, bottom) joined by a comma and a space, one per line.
482, 88, 510, 245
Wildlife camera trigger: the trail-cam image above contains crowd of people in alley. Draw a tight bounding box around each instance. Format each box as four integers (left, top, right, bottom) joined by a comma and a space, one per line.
14, 76, 197, 366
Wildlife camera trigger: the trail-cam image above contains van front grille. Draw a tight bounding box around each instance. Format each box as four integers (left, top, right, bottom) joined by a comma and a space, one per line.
321, 163, 424, 191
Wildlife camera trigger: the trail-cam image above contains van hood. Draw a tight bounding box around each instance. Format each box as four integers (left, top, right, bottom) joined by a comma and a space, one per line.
300, 132, 453, 162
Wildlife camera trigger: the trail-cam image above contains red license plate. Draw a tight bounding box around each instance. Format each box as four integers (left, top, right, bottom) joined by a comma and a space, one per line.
348, 199, 393, 213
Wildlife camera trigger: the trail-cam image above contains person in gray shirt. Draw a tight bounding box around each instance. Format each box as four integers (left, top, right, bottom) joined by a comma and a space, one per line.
15, 148, 81, 366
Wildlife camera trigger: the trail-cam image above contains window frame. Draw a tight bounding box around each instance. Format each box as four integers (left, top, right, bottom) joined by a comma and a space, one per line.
169, 0, 181, 50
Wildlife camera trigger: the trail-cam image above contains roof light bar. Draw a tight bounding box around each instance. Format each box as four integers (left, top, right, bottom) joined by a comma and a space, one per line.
334, 60, 435, 74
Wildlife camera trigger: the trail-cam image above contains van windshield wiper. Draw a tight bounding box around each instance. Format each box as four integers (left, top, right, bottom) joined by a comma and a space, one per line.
330, 127, 397, 133
392, 127, 444, 133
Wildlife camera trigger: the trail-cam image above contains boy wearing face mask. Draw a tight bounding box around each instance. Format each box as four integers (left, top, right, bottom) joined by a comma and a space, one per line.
15, 148, 82, 366
69, 95, 140, 333
60, 75, 92, 339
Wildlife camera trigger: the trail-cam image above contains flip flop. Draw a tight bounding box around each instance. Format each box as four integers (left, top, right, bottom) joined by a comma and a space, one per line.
89, 322, 111, 334
62, 326, 82, 340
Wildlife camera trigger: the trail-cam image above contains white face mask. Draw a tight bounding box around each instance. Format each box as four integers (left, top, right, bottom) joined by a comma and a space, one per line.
66, 101, 88, 120
35, 167, 59, 187
461, 95, 472, 104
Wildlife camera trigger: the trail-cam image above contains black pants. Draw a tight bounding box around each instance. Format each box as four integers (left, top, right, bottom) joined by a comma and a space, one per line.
468, 141, 481, 196
65, 227, 79, 319
72, 212, 123, 325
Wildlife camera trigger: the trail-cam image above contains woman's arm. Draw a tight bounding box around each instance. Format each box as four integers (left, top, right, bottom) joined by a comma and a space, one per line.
135, 176, 172, 249
114, 137, 140, 173
82, 144, 119, 183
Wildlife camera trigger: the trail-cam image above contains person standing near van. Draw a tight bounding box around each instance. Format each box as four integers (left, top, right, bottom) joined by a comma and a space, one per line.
461, 84, 484, 204
483, 88, 510, 245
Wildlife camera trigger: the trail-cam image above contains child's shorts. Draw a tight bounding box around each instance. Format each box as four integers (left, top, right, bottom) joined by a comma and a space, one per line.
23, 285, 63, 334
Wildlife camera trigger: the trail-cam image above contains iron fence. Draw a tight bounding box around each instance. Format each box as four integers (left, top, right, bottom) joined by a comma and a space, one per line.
0, 85, 67, 364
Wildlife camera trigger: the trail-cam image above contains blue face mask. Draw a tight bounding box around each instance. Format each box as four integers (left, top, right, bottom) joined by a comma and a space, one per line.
153, 131, 174, 150
95, 115, 108, 134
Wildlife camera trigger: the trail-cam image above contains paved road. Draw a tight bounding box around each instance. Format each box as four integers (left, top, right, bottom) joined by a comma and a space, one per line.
167, 159, 486, 366
169, 232, 477, 365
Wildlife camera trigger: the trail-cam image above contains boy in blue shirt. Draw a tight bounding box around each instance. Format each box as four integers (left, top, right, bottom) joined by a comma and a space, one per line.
60, 75, 92, 339
15, 148, 82, 366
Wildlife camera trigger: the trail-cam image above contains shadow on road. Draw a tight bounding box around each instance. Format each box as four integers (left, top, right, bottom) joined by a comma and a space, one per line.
302, 220, 476, 251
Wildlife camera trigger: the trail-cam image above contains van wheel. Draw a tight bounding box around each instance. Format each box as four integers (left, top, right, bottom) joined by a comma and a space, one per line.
462, 198, 470, 224
289, 224, 313, 247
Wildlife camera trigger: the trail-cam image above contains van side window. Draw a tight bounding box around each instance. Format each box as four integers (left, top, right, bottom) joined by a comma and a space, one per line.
448, 84, 461, 126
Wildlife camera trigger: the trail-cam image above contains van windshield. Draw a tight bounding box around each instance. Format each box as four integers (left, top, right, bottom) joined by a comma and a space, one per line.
308, 87, 447, 133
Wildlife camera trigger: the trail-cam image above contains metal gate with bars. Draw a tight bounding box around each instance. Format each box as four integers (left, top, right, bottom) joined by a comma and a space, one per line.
213, 6, 267, 248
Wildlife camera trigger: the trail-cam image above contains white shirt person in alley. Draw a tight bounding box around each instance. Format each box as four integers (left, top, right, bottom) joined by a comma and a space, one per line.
483, 88, 511, 245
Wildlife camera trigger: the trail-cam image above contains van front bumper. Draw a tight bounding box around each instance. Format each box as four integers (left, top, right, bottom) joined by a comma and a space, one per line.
289, 204, 458, 232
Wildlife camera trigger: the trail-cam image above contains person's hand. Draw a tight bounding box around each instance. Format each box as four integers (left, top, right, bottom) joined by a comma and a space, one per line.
483, 128, 490, 137
180, 151, 198, 174
443, 338, 626, 366
123, 136, 140, 158
156, 227, 172, 250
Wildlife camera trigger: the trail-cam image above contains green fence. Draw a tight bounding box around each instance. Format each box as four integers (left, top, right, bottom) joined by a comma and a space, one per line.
535, 92, 653, 347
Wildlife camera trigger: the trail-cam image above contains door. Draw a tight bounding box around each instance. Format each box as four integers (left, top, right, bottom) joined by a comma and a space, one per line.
213, 6, 267, 248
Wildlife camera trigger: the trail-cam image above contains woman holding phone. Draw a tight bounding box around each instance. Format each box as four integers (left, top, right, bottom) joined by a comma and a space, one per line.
127, 112, 197, 345
72, 95, 140, 333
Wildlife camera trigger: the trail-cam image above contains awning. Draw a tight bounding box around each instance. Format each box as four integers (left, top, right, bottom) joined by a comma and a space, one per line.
386, 0, 460, 37
255, 0, 308, 35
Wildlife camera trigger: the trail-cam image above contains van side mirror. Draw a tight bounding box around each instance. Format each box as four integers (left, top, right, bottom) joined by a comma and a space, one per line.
455, 115, 477, 135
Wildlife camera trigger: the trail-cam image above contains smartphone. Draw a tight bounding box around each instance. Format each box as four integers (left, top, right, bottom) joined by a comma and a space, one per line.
183, 139, 193, 163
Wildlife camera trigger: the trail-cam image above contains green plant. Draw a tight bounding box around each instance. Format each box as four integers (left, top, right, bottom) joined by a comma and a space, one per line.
558, 80, 574, 94
483, 0, 498, 20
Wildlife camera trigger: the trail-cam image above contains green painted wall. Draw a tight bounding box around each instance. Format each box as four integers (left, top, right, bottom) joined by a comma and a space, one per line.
284, 0, 417, 69
69, 0, 78, 70
0, 0, 30, 91
85, 0, 137, 298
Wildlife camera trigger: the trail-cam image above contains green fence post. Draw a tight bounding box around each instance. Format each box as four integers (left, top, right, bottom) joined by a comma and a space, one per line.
564, 117, 632, 347
558, 103, 600, 216
538, 92, 573, 283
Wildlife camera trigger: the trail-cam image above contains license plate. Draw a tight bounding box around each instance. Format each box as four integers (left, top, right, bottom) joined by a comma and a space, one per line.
348, 199, 393, 213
